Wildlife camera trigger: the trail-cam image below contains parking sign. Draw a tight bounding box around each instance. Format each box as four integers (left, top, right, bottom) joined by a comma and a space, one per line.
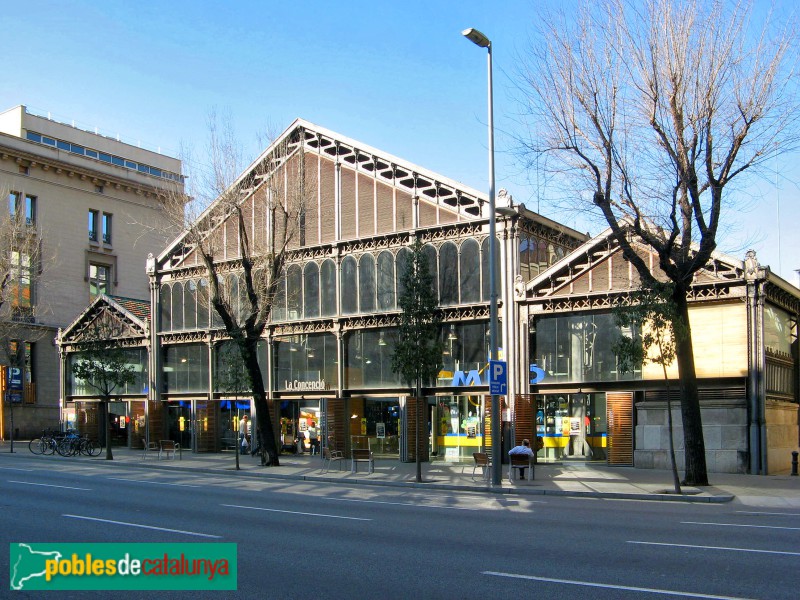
489, 360, 507, 395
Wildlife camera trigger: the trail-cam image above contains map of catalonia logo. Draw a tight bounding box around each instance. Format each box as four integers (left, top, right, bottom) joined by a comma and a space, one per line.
9, 543, 237, 591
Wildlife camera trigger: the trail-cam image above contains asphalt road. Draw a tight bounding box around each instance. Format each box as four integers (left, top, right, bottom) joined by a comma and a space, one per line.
1, 455, 798, 600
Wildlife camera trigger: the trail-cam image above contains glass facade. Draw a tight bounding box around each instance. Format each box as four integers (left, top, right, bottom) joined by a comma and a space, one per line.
345, 329, 402, 389
535, 392, 607, 460
67, 348, 148, 396
275, 334, 338, 391
533, 312, 641, 383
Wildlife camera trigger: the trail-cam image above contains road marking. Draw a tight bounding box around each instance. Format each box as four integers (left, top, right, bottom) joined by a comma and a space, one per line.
482, 572, 755, 600
682, 521, 800, 531
628, 540, 800, 556
736, 510, 800, 517
63, 515, 221, 538
0, 467, 41, 472
325, 497, 489, 510
222, 504, 371, 521
107, 477, 201, 488
8, 480, 91, 491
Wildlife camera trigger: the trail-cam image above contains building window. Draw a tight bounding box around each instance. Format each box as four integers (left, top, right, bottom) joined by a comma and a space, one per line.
9, 191, 19, 218
89, 263, 111, 299
10, 192, 37, 225
88, 210, 99, 242
102, 213, 112, 244
10, 250, 34, 316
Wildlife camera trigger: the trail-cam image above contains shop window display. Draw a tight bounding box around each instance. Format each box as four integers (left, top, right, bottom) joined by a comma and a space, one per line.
536, 393, 606, 461
433, 395, 483, 461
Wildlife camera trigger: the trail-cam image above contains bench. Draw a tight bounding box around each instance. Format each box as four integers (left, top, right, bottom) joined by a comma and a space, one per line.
141, 441, 159, 460
159, 440, 180, 460
472, 452, 491, 481
351, 448, 374, 474
508, 454, 534, 481
322, 447, 345, 473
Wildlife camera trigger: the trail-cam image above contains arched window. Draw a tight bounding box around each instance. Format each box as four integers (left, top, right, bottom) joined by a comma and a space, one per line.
359, 254, 376, 313
377, 251, 395, 310
340, 256, 358, 315
171, 281, 184, 330
197, 278, 209, 328
481, 236, 499, 302
519, 235, 531, 282
184, 279, 197, 330
320, 259, 337, 316
423, 244, 439, 303
439, 242, 458, 306
272, 271, 287, 321
303, 262, 320, 318
396, 247, 411, 300
459, 239, 480, 303
160, 284, 171, 332
286, 265, 302, 320
211, 275, 224, 328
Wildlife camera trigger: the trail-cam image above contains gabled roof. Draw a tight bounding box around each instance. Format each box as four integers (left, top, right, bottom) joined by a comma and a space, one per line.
58, 294, 149, 346
157, 118, 491, 269
524, 226, 748, 301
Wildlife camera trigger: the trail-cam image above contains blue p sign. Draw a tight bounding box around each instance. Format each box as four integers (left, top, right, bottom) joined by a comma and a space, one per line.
489, 360, 507, 395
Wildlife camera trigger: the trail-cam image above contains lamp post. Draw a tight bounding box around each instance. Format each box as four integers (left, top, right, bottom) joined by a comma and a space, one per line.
462, 27, 501, 485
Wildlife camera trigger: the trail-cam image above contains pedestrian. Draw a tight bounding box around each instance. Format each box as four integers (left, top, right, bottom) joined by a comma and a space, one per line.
238, 415, 250, 452
508, 438, 535, 479
307, 422, 320, 455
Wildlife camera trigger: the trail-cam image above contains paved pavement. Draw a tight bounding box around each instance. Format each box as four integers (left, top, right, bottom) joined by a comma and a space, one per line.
3, 441, 799, 506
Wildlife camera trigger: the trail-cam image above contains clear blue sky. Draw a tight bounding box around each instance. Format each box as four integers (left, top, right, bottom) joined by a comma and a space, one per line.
4, 1, 798, 282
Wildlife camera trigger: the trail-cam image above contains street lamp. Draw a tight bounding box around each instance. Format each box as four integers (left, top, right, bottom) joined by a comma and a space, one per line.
462, 27, 501, 486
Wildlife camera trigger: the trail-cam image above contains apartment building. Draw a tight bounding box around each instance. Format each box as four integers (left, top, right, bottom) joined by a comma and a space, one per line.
0, 105, 182, 439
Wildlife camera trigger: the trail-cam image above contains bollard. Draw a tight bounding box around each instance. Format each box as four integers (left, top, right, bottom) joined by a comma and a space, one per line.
792, 451, 798, 476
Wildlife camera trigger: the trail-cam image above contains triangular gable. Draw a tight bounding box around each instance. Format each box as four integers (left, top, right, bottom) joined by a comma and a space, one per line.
157, 119, 490, 272
59, 294, 149, 347
525, 227, 746, 301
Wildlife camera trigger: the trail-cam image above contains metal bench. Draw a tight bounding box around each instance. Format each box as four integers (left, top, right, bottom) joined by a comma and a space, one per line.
472, 452, 491, 481
351, 448, 374, 474
159, 440, 180, 460
322, 447, 345, 473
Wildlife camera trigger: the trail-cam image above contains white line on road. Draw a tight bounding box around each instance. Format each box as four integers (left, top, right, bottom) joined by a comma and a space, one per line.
681, 521, 800, 531
0, 467, 41, 472
325, 497, 494, 510
736, 510, 800, 517
222, 504, 371, 521
8, 480, 91, 491
482, 572, 756, 600
628, 540, 800, 556
63, 515, 221, 538
107, 477, 201, 488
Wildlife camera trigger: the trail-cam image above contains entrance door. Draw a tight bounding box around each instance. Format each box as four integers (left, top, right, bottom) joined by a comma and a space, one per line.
167, 401, 193, 450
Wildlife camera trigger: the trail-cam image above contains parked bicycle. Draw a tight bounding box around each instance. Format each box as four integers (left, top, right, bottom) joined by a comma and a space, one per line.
29, 429, 101, 457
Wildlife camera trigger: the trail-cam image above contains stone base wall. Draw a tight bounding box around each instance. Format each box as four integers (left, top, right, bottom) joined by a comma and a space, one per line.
766, 400, 799, 474
634, 397, 748, 474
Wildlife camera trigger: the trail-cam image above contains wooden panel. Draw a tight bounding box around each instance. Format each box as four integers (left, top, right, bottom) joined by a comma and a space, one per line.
340, 169, 356, 239
418, 201, 437, 228
325, 398, 346, 455
376, 182, 395, 233
513, 394, 535, 445
319, 157, 336, 243
404, 397, 429, 462
357, 173, 375, 237
395, 190, 413, 231
148, 400, 165, 441
607, 392, 633, 465
195, 401, 218, 452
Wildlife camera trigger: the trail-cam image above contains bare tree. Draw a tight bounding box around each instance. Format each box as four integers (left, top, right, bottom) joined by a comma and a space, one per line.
516, 0, 799, 485
157, 113, 309, 466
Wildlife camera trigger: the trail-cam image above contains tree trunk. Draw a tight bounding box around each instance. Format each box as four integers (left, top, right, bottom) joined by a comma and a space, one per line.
104, 399, 114, 460
415, 380, 422, 483
243, 339, 279, 466
672, 289, 708, 486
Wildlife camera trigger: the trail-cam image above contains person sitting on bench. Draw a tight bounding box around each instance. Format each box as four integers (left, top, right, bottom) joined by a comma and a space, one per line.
508, 438, 535, 479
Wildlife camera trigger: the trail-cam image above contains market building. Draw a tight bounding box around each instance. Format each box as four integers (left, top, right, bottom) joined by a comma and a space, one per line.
58, 118, 799, 474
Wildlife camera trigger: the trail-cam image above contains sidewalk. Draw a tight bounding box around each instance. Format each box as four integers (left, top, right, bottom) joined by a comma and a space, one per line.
4, 443, 800, 506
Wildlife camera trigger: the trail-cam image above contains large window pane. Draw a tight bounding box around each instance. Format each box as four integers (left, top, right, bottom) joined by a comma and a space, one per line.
423, 244, 438, 303
160, 284, 171, 331
274, 334, 338, 391
396, 248, 411, 299
377, 251, 395, 311
459, 239, 480, 303
341, 256, 357, 314
359, 254, 376, 313
197, 278, 209, 328
163, 344, 209, 392
171, 282, 184, 330
345, 329, 401, 389
184, 280, 197, 330
286, 265, 302, 320
439, 242, 458, 306
481, 236, 499, 302
320, 259, 337, 316
303, 263, 320, 318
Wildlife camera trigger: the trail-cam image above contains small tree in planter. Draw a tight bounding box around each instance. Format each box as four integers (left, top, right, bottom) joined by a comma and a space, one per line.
217, 340, 252, 470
